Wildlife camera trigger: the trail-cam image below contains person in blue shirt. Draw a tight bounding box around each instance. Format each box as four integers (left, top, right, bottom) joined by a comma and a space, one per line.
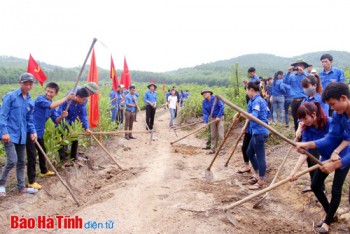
283, 60, 309, 131
296, 75, 330, 140
134, 90, 139, 122
26, 82, 74, 190
57, 88, 93, 167
117, 84, 125, 124
318, 54, 345, 89
124, 85, 138, 140
241, 81, 270, 190
318, 53, 345, 117
166, 89, 171, 100
291, 102, 328, 194
183, 90, 190, 100
283, 84, 292, 128
295, 83, 350, 234
179, 90, 184, 107
201, 88, 224, 155
0, 73, 38, 196
271, 71, 286, 125
144, 83, 158, 130
109, 88, 118, 123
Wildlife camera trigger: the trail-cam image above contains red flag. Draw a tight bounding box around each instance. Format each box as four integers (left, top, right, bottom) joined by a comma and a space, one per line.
120, 57, 131, 89
87, 49, 99, 128
27, 54, 47, 86
110, 56, 118, 91
152, 78, 155, 84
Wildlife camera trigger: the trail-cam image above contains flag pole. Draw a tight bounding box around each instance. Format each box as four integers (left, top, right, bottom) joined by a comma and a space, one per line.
65, 38, 97, 111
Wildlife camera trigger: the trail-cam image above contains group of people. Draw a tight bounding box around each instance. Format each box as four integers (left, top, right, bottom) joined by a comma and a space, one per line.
201, 53, 350, 233
166, 86, 190, 128
0, 73, 99, 196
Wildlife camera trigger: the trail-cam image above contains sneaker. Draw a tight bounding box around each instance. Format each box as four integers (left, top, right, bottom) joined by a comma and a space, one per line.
40, 170, 55, 177
129, 136, 137, 139
28, 182, 42, 190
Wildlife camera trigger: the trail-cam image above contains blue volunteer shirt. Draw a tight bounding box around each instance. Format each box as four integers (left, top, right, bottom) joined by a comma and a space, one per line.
57, 100, 89, 130
247, 94, 269, 135
110, 90, 118, 107
302, 118, 330, 155
271, 79, 286, 96
33, 94, 60, 139
184, 92, 190, 99
284, 84, 292, 100
0, 88, 36, 144
249, 75, 259, 82
314, 112, 350, 169
125, 93, 137, 112
202, 95, 224, 124
301, 93, 329, 116
144, 90, 158, 106
318, 67, 345, 88
283, 72, 307, 99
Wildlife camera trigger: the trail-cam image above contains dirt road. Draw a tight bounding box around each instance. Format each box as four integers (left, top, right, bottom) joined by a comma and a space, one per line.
0, 108, 349, 233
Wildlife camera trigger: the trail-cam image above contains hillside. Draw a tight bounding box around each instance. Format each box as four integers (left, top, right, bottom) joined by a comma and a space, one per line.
1, 50, 350, 86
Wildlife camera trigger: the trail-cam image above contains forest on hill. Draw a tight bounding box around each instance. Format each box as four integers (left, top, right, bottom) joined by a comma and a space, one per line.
1, 50, 350, 86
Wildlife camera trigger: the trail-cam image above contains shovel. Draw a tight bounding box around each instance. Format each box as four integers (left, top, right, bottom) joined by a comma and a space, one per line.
91, 135, 123, 170
172, 121, 203, 137
225, 160, 326, 226
205, 115, 240, 180
252, 139, 296, 208
223, 132, 245, 168
170, 119, 218, 145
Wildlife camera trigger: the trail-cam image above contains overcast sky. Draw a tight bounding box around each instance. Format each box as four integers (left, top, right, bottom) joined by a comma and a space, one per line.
1, 0, 349, 72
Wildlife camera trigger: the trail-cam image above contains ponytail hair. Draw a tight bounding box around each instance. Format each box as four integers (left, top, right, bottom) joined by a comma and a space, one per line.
296, 102, 328, 130
247, 80, 261, 92
301, 75, 323, 94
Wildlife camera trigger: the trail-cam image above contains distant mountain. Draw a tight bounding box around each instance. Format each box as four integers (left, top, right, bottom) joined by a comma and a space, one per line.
1, 51, 350, 86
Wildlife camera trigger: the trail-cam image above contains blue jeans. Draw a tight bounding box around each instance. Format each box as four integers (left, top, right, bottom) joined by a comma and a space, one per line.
247, 134, 268, 179
0, 142, 26, 192
284, 98, 292, 125
272, 95, 285, 123
110, 107, 118, 123
169, 108, 176, 126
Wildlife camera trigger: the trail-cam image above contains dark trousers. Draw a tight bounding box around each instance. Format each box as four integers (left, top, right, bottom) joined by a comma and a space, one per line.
241, 133, 252, 164
117, 108, 124, 124
146, 105, 156, 130
125, 110, 136, 137
58, 140, 79, 162
26, 136, 48, 184
291, 99, 303, 131
311, 167, 349, 225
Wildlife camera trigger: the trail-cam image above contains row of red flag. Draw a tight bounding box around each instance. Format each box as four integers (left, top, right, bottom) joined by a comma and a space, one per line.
27, 53, 131, 90
27, 51, 131, 129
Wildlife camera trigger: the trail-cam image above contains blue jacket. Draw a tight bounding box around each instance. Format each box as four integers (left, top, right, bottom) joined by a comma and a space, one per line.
249, 75, 260, 82
314, 112, 350, 169
283, 72, 307, 99
125, 93, 137, 112
57, 100, 89, 130
202, 95, 224, 124
271, 79, 286, 96
144, 90, 157, 106
302, 118, 330, 156
283, 84, 292, 100
302, 93, 329, 116
110, 90, 118, 107
33, 94, 60, 138
0, 88, 36, 144
318, 67, 345, 88
247, 94, 269, 135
